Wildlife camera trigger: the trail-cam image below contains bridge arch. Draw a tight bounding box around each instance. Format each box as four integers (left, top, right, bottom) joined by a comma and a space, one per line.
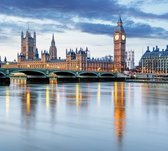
100, 73, 115, 77
51, 71, 76, 77
79, 72, 98, 77
0, 71, 5, 77
10, 69, 47, 76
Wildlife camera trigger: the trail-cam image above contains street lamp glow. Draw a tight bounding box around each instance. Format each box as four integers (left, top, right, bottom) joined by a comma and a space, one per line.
76, 66, 78, 70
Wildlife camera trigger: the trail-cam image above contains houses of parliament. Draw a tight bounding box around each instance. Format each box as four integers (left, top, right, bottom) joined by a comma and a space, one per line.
3, 17, 126, 72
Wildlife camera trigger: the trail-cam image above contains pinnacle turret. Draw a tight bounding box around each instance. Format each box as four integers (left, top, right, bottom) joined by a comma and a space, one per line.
49, 34, 57, 60
115, 16, 125, 32
118, 16, 122, 24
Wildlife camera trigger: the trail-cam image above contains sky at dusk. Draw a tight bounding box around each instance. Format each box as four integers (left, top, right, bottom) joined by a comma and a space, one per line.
0, 0, 168, 64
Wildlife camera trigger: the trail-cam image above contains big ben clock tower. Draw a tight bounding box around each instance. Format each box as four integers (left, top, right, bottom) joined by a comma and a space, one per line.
114, 16, 126, 72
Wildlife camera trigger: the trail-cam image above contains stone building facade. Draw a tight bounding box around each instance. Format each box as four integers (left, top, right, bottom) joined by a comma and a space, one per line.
17, 45, 113, 72
126, 50, 135, 70
21, 30, 37, 60
140, 45, 168, 74
14, 30, 114, 72
3, 17, 127, 72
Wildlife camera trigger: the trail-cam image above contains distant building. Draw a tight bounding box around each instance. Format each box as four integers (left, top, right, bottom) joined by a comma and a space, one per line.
140, 45, 168, 74
125, 50, 135, 70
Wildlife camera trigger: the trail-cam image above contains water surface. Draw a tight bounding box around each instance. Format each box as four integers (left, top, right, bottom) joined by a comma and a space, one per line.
0, 82, 168, 151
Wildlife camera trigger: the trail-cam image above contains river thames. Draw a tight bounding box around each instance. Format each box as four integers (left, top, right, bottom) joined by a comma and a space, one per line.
0, 82, 168, 151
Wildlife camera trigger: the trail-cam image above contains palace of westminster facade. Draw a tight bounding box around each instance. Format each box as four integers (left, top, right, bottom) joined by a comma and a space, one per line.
140, 45, 168, 74
4, 17, 126, 72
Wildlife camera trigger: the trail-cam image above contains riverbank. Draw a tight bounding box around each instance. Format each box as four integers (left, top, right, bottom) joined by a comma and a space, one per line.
125, 78, 168, 83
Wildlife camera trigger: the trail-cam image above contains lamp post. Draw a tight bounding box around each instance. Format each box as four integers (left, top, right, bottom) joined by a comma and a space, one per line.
76, 66, 78, 71
46, 64, 49, 69
6, 62, 9, 75
6, 62, 9, 69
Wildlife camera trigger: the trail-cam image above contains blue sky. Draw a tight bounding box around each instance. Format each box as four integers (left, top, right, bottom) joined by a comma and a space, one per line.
0, 0, 168, 64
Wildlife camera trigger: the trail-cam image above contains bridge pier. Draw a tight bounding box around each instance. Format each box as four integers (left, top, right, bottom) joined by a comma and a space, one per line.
0, 77, 10, 86
27, 77, 50, 84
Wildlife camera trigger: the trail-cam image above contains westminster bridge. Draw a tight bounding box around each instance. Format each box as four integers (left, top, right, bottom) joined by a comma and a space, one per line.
0, 68, 125, 85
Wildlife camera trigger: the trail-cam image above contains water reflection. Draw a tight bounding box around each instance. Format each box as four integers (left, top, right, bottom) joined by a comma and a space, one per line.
46, 86, 50, 111
75, 83, 80, 109
11, 78, 27, 85
97, 82, 101, 106
55, 84, 60, 109
140, 83, 168, 118
21, 86, 38, 129
113, 82, 126, 146
2, 82, 168, 151
26, 88, 31, 113
6, 87, 10, 114
65, 83, 89, 111
49, 84, 58, 124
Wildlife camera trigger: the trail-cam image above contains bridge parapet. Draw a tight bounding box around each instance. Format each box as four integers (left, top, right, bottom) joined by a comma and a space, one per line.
0, 68, 116, 76
0, 68, 120, 84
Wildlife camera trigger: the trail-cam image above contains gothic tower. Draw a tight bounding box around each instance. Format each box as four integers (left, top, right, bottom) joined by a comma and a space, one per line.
49, 34, 57, 60
114, 16, 126, 72
21, 30, 36, 60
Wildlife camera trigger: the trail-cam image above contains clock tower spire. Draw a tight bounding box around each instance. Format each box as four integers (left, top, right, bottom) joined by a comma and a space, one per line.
114, 16, 126, 72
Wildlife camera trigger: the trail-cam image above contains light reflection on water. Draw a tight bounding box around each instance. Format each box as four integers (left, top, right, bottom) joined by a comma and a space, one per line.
114, 82, 125, 147
0, 81, 168, 151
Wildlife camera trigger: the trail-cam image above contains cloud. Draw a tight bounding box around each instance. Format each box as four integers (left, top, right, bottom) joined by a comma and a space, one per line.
76, 21, 168, 39
125, 21, 168, 39
0, 0, 121, 22
76, 23, 114, 36
0, 35, 10, 42
0, 0, 168, 39
0, 27, 17, 42
0, 0, 168, 21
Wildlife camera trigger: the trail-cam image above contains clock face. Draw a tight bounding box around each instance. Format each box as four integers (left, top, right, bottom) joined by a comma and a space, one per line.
115, 34, 119, 40
122, 35, 125, 40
